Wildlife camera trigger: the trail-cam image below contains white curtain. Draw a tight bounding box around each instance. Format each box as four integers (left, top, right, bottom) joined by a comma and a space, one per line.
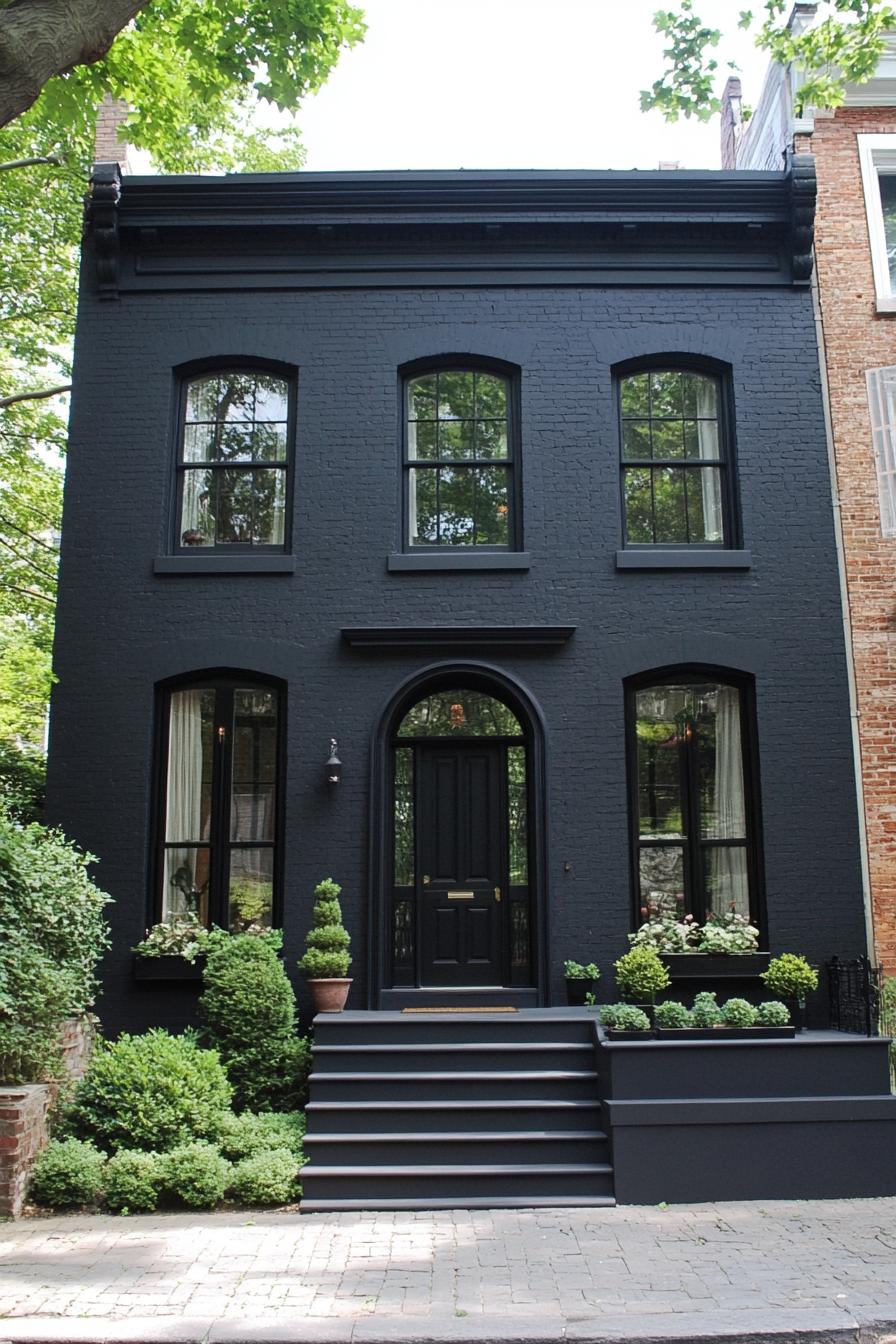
163, 692, 206, 921
708, 687, 749, 915
697, 381, 723, 543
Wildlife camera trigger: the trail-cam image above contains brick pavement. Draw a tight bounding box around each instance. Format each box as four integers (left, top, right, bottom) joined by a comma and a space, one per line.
1, 1200, 896, 1342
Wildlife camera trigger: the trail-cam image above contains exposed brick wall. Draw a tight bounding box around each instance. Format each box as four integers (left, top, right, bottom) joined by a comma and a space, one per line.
93, 95, 131, 173
0, 1018, 94, 1219
797, 109, 896, 971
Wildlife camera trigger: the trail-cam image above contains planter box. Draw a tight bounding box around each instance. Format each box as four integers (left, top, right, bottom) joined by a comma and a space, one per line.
133, 954, 204, 982
607, 1029, 653, 1041
660, 952, 771, 977
565, 977, 597, 1006
656, 1025, 795, 1040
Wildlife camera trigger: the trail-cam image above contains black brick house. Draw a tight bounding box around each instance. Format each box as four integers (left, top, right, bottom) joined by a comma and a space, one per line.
49, 161, 867, 1034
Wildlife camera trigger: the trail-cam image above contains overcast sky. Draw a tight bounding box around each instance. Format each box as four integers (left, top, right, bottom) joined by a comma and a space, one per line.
296, 0, 774, 174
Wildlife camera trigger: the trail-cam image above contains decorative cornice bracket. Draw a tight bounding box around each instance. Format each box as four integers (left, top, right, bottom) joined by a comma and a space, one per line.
789, 152, 816, 283
86, 162, 122, 301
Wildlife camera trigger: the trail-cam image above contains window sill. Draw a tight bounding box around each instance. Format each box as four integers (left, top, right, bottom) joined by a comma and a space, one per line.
388, 552, 531, 572
616, 549, 751, 571
154, 555, 296, 575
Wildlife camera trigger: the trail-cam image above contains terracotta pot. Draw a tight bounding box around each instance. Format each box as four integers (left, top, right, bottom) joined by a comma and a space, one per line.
307, 977, 352, 1013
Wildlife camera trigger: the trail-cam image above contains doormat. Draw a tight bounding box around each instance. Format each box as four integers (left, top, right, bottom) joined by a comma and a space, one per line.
401, 1006, 518, 1013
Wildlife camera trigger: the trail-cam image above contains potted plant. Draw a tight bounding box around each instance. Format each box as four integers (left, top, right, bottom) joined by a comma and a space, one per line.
132, 914, 209, 981
631, 911, 769, 978
653, 998, 693, 1035
761, 953, 818, 1032
613, 945, 670, 1018
563, 959, 600, 1006
599, 1003, 653, 1040
298, 877, 352, 1013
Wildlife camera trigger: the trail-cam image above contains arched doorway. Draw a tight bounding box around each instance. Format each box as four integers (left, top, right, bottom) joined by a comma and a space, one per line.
371, 667, 545, 1006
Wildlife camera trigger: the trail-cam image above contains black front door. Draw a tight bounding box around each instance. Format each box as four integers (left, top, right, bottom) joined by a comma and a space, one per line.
418, 743, 504, 986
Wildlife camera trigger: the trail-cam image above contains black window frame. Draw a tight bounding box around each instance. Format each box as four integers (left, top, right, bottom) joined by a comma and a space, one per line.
616, 357, 740, 551
151, 671, 285, 932
172, 359, 297, 555
400, 356, 522, 553
624, 667, 765, 936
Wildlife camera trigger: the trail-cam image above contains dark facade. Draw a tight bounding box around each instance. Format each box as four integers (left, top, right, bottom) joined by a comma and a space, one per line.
48, 163, 867, 1032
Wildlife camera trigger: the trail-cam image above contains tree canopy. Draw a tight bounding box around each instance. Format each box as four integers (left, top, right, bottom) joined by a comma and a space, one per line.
642, 0, 896, 122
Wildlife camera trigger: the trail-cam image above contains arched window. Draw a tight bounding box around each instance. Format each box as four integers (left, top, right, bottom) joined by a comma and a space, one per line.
156, 677, 281, 930
619, 365, 735, 547
628, 673, 758, 925
176, 367, 293, 551
403, 362, 519, 550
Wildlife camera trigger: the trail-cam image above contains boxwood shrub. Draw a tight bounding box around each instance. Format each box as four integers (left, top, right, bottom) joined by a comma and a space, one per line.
217, 1110, 305, 1162
30, 1139, 104, 1208
103, 1149, 164, 1213
229, 1148, 300, 1206
159, 1143, 231, 1209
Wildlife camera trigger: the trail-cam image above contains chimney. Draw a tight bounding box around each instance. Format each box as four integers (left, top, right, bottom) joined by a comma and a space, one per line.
720, 76, 743, 169
93, 95, 132, 174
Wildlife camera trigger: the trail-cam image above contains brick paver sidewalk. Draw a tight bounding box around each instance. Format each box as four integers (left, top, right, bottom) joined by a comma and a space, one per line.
1, 1200, 896, 1342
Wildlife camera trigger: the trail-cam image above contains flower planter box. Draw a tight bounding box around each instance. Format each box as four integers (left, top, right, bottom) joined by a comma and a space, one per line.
606, 1028, 653, 1041
660, 952, 770, 977
132, 954, 204, 982
565, 977, 597, 1006
655, 1025, 795, 1040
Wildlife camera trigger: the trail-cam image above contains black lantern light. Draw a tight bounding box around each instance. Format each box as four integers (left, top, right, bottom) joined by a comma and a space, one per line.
326, 738, 342, 787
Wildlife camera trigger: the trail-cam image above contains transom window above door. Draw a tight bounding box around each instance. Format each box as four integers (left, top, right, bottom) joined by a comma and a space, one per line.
176, 368, 293, 551
619, 367, 734, 547
404, 366, 518, 550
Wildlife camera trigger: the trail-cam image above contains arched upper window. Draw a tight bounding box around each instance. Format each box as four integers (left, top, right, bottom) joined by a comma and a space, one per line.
618, 365, 735, 548
403, 362, 519, 550
176, 367, 294, 551
628, 673, 758, 926
156, 676, 282, 930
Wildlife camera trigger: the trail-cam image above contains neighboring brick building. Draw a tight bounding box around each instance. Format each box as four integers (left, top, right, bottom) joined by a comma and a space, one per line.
723, 14, 896, 972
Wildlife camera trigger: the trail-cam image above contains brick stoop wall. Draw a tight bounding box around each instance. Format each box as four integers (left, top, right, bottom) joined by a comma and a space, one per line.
0, 1017, 95, 1218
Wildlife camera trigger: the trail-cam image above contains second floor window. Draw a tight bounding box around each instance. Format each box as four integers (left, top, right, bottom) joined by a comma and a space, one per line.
620, 367, 732, 547
177, 369, 292, 551
404, 365, 517, 549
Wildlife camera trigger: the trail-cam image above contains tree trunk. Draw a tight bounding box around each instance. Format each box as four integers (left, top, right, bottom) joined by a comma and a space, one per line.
0, 0, 151, 129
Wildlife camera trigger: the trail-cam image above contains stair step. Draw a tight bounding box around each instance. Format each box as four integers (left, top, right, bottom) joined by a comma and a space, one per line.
313, 1012, 597, 1046
304, 1130, 609, 1165
300, 1196, 616, 1212
301, 1162, 615, 1201
305, 1098, 604, 1134
312, 1042, 594, 1072
309, 1070, 600, 1103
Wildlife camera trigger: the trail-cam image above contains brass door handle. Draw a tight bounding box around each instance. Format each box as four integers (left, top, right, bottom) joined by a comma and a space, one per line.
422, 875, 430, 885
494, 886, 502, 902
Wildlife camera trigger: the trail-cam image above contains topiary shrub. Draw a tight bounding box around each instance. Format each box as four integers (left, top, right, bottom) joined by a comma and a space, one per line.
613, 945, 670, 1004
30, 1138, 104, 1208
103, 1149, 164, 1213
298, 878, 352, 980
721, 997, 758, 1028
762, 954, 819, 1004
690, 991, 722, 1028
68, 1029, 231, 1153
229, 1148, 301, 1206
199, 935, 310, 1111
654, 999, 692, 1029
217, 1110, 306, 1162
159, 1143, 231, 1209
757, 1000, 791, 1026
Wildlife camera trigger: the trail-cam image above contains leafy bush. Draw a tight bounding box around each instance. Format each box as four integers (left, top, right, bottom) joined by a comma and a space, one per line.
133, 915, 209, 962
160, 1143, 230, 1209
690, 991, 722, 1028
696, 912, 760, 954
200, 935, 310, 1111
298, 878, 351, 979
68, 1029, 231, 1153
229, 1148, 300, 1205
608, 1005, 651, 1031
721, 997, 758, 1027
762, 954, 819, 1003
629, 914, 697, 953
0, 809, 110, 1082
218, 1110, 305, 1162
0, 742, 45, 824
103, 1150, 164, 1213
563, 960, 600, 979
30, 1139, 104, 1208
756, 1000, 790, 1026
598, 1003, 622, 1027
654, 999, 692, 1028
613, 946, 670, 1003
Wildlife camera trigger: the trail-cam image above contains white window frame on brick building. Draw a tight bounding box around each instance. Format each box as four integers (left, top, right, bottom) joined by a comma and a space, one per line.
858, 134, 896, 312
866, 364, 896, 538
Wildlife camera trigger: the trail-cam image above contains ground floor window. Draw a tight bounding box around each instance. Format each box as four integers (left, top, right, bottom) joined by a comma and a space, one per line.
630, 675, 756, 925
157, 678, 280, 930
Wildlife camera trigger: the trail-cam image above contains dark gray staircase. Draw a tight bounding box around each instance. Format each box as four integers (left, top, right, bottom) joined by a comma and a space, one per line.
300, 1009, 614, 1212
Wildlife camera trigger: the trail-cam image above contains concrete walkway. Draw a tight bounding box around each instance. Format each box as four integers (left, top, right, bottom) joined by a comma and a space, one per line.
1, 1200, 896, 1343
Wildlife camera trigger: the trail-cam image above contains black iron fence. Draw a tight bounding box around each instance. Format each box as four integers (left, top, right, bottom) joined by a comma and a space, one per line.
828, 956, 882, 1036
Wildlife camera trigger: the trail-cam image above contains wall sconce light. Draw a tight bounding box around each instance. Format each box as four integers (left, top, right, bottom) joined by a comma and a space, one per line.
326, 738, 342, 787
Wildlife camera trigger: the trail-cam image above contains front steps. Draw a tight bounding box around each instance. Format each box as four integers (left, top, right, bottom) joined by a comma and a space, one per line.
300, 1009, 614, 1212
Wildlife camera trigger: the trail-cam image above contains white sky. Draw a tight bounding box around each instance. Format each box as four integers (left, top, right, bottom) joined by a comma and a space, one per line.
295, 0, 775, 173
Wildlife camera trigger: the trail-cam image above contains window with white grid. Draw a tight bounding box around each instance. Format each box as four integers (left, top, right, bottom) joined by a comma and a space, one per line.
866, 364, 896, 538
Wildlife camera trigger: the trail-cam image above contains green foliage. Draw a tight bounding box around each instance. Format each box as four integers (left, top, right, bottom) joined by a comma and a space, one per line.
299, 878, 352, 978
563, 960, 600, 979
0, 741, 45, 823
607, 1005, 652, 1031
880, 977, 896, 1091
229, 1147, 301, 1205
654, 999, 692, 1028
68, 1030, 232, 1153
159, 1142, 231, 1209
200, 935, 310, 1111
103, 1149, 164, 1213
29, 1138, 104, 1208
133, 914, 209, 962
762, 954, 819, 1003
0, 809, 110, 1082
643, 0, 896, 122
756, 999, 791, 1026
721, 996, 758, 1027
690, 990, 723, 1027
217, 1110, 305, 1162
613, 946, 671, 1003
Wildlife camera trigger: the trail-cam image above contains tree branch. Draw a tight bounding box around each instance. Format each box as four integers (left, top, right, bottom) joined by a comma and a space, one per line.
0, 155, 64, 172
0, 534, 56, 582
0, 510, 58, 555
0, 0, 152, 128
0, 383, 71, 409
0, 581, 55, 606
